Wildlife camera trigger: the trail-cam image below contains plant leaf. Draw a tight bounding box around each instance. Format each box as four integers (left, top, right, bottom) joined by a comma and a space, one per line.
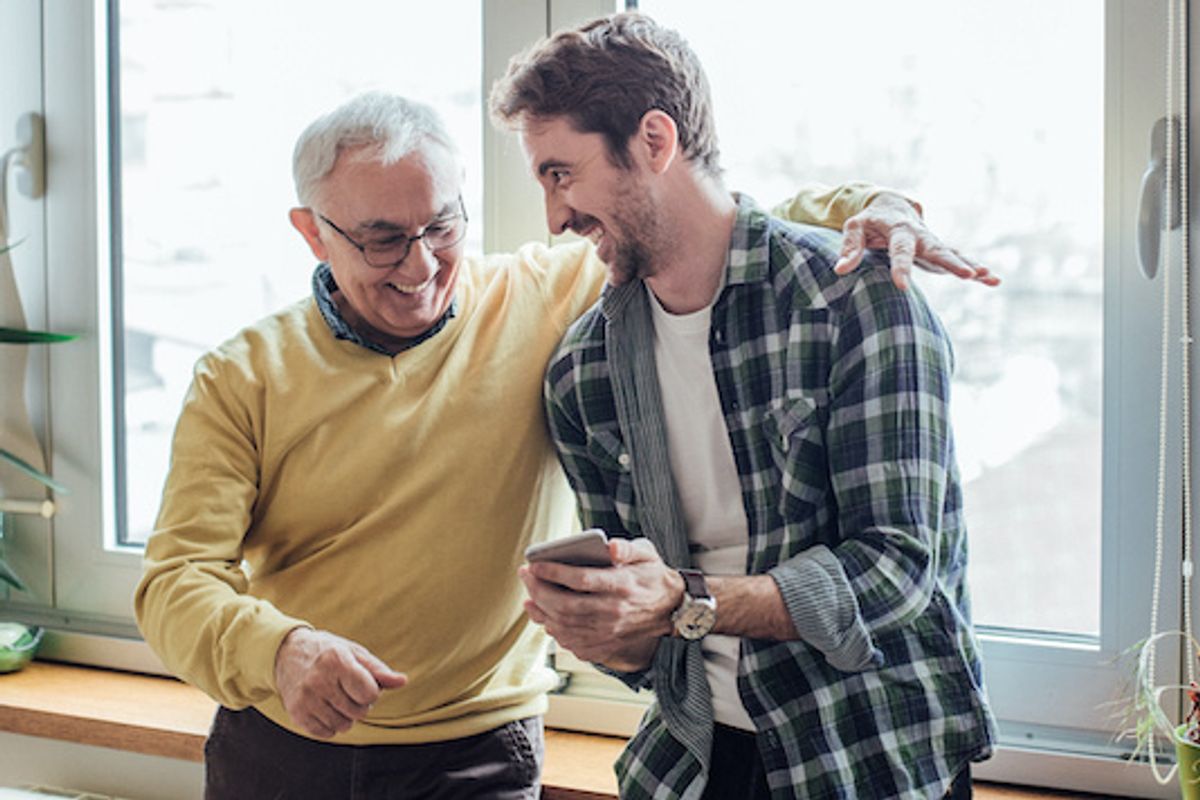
0, 327, 77, 344
0, 449, 68, 493
0, 558, 26, 593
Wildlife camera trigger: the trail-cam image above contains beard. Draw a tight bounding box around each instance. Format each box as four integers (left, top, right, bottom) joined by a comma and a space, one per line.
603, 184, 664, 285
608, 233, 654, 285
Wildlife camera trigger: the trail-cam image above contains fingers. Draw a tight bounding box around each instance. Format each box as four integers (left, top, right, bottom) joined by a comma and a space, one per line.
275, 629, 406, 740
610, 537, 660, 565
303, 699, 355, 739
352, 645, 408, 691
523, 560, 613, 594
834, 218, 867, 275
969, 264, 1001, 286
912, 238, 976, 279
887, 226, 917, 291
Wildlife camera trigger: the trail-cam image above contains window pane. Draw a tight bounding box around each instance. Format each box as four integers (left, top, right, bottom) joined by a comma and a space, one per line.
114, 0, 483, 544
637, 0, 1103, 636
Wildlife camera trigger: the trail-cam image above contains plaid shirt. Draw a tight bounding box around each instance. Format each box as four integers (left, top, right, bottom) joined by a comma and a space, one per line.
543, 196, 995, 799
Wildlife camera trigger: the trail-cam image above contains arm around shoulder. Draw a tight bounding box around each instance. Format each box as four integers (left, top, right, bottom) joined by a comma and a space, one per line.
773, 181, 916, 231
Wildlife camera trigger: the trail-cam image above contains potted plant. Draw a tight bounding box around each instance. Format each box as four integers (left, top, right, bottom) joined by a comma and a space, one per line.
1178, 680, 1200, 799
1124, 630, 1200, 799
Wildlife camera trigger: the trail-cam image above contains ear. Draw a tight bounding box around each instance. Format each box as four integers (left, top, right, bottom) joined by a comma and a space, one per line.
633, 110, 679, 175
289, 207, 330, 262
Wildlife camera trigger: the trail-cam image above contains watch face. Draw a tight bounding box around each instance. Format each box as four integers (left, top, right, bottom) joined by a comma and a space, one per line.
676, 600, 717, 640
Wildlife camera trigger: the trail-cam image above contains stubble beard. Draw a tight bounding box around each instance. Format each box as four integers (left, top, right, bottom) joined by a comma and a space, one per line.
606, 188, 662, 286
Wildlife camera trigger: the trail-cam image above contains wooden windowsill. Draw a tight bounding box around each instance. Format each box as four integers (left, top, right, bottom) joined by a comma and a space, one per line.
0, 661, 1083, 799
0, 661, 621, 799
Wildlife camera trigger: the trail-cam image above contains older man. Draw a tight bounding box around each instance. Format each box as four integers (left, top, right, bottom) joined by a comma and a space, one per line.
135, 90, 983, 799
496, 13, 995, 800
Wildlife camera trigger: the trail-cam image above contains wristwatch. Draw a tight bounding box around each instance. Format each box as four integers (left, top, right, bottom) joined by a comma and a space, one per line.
671, 569, 717, 640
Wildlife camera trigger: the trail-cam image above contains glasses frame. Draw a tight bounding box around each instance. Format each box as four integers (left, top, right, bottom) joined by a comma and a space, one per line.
318, 196, 468, 269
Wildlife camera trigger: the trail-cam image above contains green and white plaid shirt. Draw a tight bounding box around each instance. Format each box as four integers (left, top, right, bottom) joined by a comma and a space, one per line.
543, 196, 995, 799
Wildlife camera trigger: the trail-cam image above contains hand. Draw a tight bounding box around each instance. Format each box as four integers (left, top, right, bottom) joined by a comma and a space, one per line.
834, 191, 1001, 291
519, 538, 683, 672
273, 627, 407, 739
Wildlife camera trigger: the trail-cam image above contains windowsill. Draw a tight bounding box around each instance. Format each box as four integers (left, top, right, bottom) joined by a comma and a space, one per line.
0, 661, 1098, 800
0, 661, 623, 800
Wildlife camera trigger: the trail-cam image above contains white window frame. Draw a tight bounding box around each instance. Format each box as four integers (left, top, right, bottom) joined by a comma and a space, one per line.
2, 3, 1196, 797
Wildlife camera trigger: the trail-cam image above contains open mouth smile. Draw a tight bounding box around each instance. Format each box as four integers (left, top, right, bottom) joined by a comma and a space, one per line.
386, 275, 436, 295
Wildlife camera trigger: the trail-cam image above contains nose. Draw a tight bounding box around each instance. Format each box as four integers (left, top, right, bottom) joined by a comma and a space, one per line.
395, 236, 439, 280
544, 188, 572, 236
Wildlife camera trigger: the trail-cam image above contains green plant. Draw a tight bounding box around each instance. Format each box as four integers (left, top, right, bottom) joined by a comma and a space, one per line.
1121, 630, 1200, 790
0, 239, 75, 593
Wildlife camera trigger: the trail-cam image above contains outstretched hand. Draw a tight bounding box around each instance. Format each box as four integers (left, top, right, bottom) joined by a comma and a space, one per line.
835, 192, 1001, 291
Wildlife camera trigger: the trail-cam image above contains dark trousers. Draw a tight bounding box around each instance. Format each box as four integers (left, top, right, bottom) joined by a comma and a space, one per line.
700, 723, 973, 799
204, 706, 543, 800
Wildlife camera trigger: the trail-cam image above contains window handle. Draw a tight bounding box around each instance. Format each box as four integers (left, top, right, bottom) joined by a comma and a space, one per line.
0, 112, 45, 236
1136, 115, 1182, 280
5, 112, 45, 200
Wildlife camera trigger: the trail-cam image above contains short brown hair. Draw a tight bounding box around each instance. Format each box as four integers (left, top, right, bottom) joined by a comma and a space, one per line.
489, 12, 721, 177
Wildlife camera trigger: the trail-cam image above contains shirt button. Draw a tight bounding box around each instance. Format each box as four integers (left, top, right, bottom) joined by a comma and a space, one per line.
618, 453, 630, 468
730, 400, 740, 411
713, 329, 725, 345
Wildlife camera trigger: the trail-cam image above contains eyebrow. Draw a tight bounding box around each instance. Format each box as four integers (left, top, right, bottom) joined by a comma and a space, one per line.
353, 200, 459, 234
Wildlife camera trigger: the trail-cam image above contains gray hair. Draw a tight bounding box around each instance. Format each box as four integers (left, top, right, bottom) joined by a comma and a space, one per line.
292, 92, 459, 207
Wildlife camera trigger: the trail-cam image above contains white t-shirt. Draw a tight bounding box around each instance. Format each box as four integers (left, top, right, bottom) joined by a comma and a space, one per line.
647, 285, 756, 732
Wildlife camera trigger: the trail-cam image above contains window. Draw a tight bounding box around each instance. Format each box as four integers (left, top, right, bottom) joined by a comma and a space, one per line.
650, 1, 1106, 637
0, 0, 554, 630
112, 0, 486, 544
627, 0, 1182, 794
1, 2, 1193, 796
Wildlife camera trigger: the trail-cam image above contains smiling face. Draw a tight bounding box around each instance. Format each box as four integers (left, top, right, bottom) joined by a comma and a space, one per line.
291, 142, 465, 343
519, 116, 662, 285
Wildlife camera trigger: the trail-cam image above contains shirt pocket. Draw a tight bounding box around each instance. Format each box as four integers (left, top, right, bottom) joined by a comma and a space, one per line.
584, 425, 640, 535
761, 396, 828, 519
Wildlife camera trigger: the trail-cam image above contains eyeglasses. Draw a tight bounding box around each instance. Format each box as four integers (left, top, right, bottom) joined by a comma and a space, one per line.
318, 196, 468, 269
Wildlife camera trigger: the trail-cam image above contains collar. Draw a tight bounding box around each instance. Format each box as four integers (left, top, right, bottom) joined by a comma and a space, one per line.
311, 263, 456, 355
599, 193, 772, 323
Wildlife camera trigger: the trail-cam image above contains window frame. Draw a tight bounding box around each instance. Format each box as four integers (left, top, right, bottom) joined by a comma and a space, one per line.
2, 3, 1195, 797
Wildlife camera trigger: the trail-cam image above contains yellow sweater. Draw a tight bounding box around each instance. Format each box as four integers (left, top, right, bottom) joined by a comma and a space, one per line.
133, 184, 881, 745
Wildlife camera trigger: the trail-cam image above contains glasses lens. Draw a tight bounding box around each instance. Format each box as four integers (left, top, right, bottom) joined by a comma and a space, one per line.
358, 208, 466, 267
425, 215, 466, 251
363, 240, 412, 267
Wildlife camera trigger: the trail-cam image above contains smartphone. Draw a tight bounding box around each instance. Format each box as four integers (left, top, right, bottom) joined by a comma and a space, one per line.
524, 528, 613, 567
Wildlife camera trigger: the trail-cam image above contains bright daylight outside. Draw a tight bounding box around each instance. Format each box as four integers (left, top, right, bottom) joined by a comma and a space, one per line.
117, 1, 1102, 637
639, 0, 1104, 638
114, 0, 483, 543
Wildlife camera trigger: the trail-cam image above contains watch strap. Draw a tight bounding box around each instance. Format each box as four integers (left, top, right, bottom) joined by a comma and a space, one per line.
678, 568, 710, 599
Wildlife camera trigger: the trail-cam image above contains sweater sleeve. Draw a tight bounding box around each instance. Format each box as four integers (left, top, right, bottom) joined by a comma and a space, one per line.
772, 181, 923, 230
528, 240, 607, 334
134, 352, 307, 708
